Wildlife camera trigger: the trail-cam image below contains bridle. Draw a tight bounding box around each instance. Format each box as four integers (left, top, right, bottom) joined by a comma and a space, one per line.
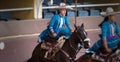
60, 27, 90, 62
75, 29, 90, 48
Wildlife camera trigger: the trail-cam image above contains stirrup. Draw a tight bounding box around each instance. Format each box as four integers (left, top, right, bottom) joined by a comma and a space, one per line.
44, 51, 49, 58
44, 47, 53, 58
44, 50, 56, 60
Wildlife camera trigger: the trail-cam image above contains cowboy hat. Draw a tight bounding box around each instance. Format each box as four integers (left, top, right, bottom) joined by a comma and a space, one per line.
100, 7, 120, 16
56, 3, 73, 10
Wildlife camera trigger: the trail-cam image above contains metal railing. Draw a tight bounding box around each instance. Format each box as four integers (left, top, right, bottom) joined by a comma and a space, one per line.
0, 7, 33, 12
42, 3, 120, 9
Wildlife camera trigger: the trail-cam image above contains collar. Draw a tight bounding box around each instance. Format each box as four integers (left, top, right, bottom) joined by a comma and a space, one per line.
59, 14, 65, 18
108, 20, 115, 24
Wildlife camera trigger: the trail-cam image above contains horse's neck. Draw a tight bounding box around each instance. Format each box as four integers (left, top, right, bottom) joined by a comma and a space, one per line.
61, 33, 79, 58
69, 33, 79, 50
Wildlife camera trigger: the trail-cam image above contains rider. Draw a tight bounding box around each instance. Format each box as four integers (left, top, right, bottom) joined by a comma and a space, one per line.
39, 2, 73, 43
86, 7, 120, 54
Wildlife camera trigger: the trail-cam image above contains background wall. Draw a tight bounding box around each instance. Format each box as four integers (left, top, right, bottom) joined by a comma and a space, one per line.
112, 0, 120, 11
0, 0, 34, 20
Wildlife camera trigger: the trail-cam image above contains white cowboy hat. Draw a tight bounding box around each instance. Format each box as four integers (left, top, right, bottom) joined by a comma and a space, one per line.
100, 7, 120, 16
56, 3, 73, 10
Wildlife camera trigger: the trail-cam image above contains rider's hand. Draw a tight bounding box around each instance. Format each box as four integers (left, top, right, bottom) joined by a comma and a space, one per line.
70, 28, 74, 32
103, 40, 112, 53
105, 47, 112, 53
52, 32, 57, 37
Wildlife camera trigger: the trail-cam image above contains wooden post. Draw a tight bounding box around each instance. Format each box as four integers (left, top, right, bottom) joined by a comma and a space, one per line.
75, 0, 78, 26
34, 0, 43, 19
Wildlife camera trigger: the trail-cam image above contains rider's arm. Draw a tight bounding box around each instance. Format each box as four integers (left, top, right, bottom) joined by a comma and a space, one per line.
101, 23, 108, 49
48, 15, 57, 37
101, 22, 111, 53
49, 15, 56, 33
101, 22, 107, 42
102, 39, 108, 49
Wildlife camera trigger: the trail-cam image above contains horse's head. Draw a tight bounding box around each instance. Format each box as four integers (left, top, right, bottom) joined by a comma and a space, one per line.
74, 23, 90, 49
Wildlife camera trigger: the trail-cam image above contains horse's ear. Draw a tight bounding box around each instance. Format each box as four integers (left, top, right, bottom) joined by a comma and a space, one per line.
81, 23, 84, 28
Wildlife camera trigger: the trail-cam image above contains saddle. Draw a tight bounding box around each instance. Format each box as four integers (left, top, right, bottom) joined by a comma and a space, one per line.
40, 36, 66, 60
41, 36, 66, 49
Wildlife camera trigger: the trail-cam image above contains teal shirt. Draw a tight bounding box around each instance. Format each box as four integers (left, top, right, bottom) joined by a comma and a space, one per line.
48, 14, 72, 33
101, 20, 120, 40
39, 14, 72, 40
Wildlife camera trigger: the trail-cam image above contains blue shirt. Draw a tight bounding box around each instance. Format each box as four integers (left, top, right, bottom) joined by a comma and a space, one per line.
48, 14, 72, 33
101, 20, 120, 40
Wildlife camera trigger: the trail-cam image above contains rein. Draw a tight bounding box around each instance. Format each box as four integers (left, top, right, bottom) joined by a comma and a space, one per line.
60, 31, 84, 62
60, 41, 81, 62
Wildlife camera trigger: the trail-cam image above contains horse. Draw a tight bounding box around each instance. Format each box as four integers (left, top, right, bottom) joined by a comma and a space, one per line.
27, 23, 90, 62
